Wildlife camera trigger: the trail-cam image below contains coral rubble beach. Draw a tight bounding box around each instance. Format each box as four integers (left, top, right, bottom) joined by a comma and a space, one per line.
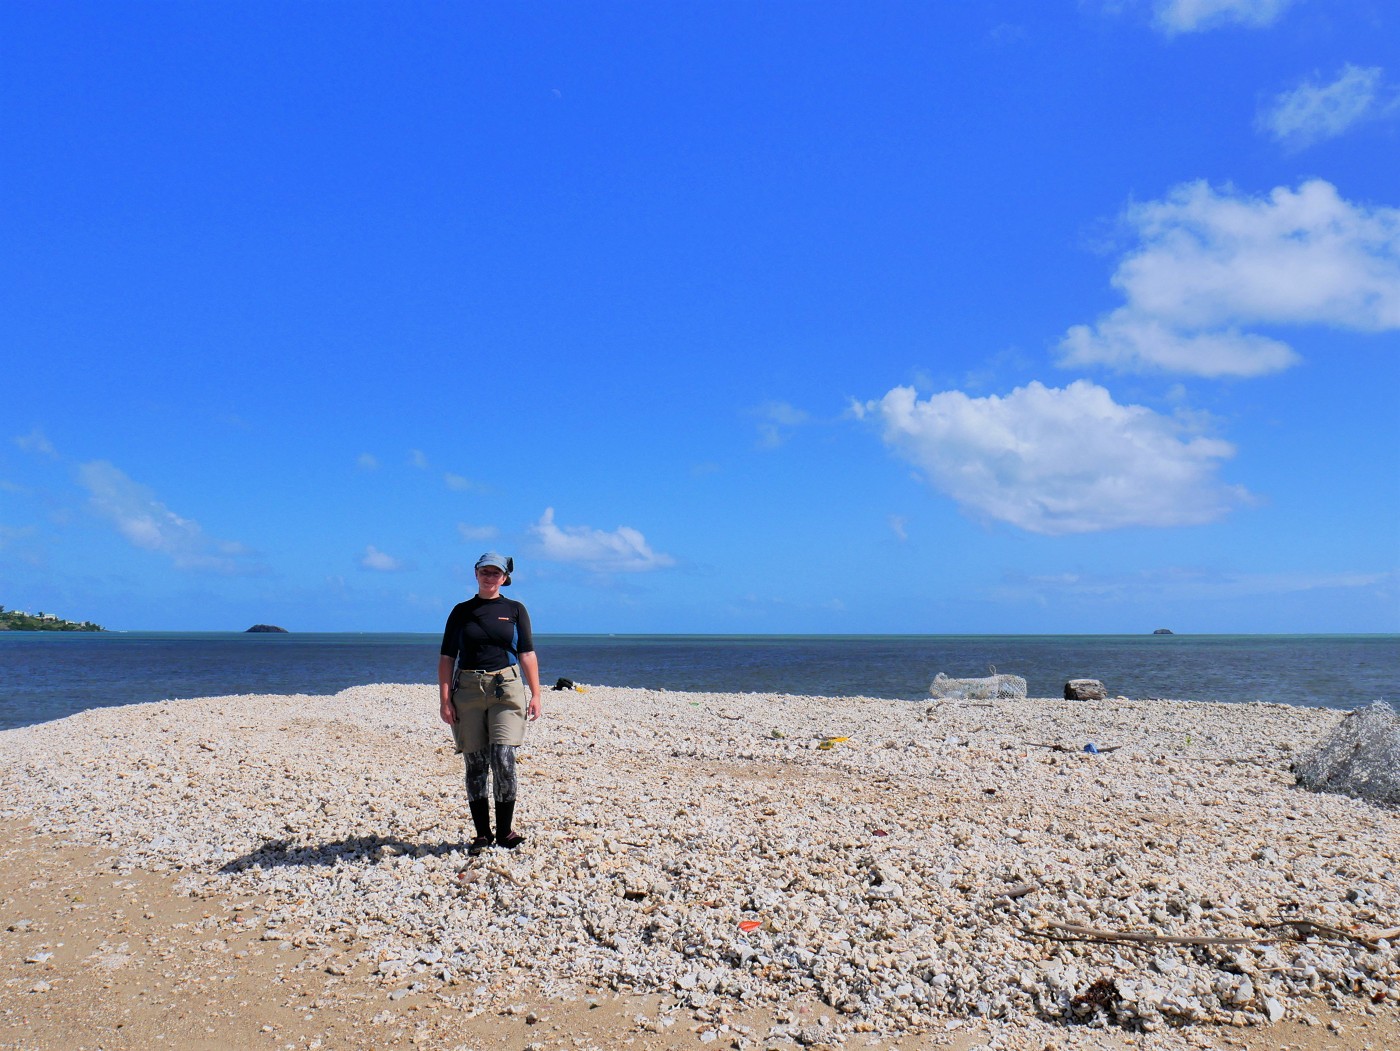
1, 685, 1397, 1051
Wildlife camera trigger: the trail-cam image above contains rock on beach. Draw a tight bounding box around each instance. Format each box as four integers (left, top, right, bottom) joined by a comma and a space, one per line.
1, 684, 1397, 1050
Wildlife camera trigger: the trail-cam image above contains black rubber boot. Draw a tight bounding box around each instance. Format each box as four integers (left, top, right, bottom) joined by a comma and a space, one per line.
495, 800, 521, 848
495, 800, 515, 840
469, 798, 492, 840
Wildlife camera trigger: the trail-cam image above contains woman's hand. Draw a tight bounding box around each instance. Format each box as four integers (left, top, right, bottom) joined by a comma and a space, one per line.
437, 654, 457, 724
520, 651, 542, 720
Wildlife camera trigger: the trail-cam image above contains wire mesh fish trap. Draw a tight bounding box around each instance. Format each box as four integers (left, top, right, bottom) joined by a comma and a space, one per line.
1293, 701, 1400, 808
929, 667, 1028, 700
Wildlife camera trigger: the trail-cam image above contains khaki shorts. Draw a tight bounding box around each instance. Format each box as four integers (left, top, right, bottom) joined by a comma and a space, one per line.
450, 664, 529, 754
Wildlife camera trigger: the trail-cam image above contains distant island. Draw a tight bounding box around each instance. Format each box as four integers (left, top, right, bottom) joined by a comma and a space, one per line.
0, 606, 104, 632
246, 624, 289, 633
1153, 628, 1174, 635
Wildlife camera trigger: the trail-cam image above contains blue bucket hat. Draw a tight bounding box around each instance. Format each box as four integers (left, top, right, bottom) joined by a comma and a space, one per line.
475, 551, 514, 586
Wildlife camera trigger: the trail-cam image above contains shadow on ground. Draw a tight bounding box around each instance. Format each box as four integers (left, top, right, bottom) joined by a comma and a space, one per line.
219, 834, 465, 872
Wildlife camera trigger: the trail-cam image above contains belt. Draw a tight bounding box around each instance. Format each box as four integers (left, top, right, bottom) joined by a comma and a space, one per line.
456, 665, 519, 683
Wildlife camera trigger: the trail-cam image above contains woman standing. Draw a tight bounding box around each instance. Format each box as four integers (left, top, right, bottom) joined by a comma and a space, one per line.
438, 552, 542, 855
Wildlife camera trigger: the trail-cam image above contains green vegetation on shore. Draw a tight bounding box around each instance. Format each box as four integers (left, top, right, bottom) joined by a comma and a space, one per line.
0, 606, 103, 632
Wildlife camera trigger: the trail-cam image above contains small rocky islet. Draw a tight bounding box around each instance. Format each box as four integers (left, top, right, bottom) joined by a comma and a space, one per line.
0, 684, 1395, 1049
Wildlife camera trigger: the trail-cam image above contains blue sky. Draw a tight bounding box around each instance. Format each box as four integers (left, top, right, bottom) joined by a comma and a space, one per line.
2, 0, 1398, 634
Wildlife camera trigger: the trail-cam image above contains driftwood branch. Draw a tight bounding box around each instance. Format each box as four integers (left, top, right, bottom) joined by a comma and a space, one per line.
1023, 916, 1396, 951
1262, 918, 1393, 951
1026, 922, 1260, 947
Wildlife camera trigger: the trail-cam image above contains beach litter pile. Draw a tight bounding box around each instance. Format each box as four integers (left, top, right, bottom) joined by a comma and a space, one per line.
1, 684, 1397, 1050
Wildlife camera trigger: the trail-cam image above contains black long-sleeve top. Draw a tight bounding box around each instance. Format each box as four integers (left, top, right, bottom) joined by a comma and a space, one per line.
439, 595, 534, 673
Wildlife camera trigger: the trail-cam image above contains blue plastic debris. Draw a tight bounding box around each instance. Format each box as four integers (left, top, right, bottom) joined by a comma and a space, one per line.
1083, 742, 1100, 754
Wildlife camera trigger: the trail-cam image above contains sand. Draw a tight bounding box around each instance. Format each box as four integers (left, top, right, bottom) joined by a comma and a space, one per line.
0, 684, 1396, 1051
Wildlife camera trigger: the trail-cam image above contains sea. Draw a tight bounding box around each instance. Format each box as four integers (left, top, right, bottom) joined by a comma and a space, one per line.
0, 632, 1395, 734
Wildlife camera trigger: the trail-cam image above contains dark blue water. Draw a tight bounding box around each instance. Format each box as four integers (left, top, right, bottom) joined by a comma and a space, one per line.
0, 632, 1395, 733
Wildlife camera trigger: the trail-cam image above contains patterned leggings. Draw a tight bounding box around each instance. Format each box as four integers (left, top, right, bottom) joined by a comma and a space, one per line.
464, 744, 518, 802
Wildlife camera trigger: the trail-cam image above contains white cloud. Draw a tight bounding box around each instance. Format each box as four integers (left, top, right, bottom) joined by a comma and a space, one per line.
1005, 567, 1395, 603
444, 472, 473, 491
14, 428, 58, 458
889, 515, 908, 541
409, 450, 429, 469
1060, 179, 1400, 376
752, 401, 810, 449
360, 545, 408, 572
1062, 314, 1299, 377
529, 507, 675, 572
77, 461, 255, 572
1151, 0, 1293, 34
856, 381, 1249, 535
1260, 65, 1396, 150
457, 523, 498, 542
357, 453, 379, 471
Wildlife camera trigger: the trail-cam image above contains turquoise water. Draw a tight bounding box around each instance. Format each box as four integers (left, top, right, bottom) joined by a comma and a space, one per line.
0, 632, 1394, 733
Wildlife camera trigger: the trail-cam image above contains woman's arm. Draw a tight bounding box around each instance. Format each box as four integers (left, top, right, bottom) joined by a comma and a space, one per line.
519, 650, 542, 720
438, 654, 456, 724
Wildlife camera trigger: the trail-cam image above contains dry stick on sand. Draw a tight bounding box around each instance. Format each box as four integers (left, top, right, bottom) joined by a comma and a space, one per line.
1025, 922, 1261, 948
1265, 917, 1398, 951
1024, 917, 1397, 951
1022, 741, 1123, 753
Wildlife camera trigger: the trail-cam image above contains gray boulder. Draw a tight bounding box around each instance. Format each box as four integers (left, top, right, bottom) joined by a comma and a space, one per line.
1293, 702, 1400, 808
1064, 679, 1108, 701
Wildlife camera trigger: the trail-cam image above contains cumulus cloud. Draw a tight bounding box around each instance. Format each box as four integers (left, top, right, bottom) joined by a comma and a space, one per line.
357, 453, 379, 471
889, 515, 909, 542
1151, 0, 1293, 34
444, 473, 474, 492
360, 545, 409, 572
1260, 65, 1397, 150
409, 450, 429, 469
77, 461, 255, 572
1060, 179, 1400, 376
855, 381, 1249, 535
529, 507, 675, 572
457, 523, 498, 542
